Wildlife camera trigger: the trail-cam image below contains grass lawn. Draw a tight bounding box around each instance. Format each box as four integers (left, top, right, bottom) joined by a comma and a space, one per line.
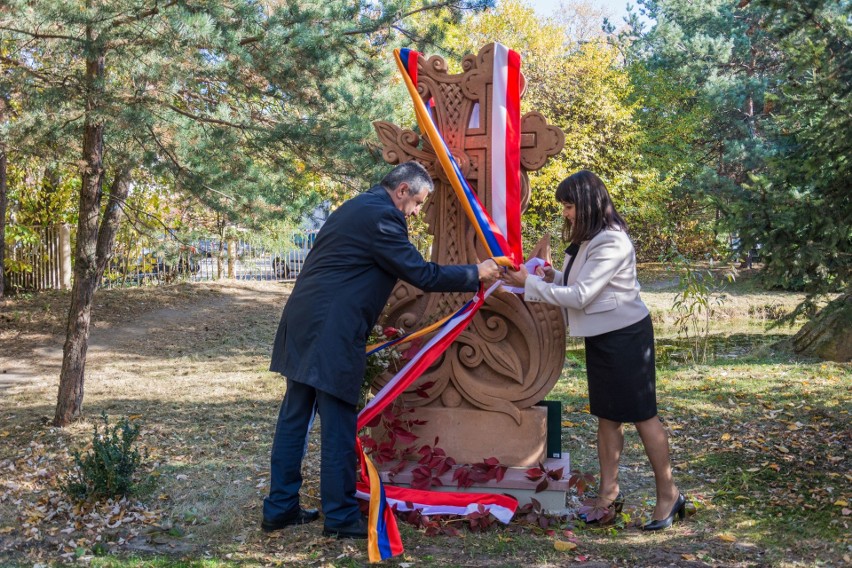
0, 273, 848, 567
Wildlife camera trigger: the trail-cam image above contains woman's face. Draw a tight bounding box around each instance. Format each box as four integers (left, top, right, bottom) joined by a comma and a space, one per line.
561, 201, 576, 226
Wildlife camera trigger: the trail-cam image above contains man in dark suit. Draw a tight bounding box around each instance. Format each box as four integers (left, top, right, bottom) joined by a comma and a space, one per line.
262, 162, 501, 538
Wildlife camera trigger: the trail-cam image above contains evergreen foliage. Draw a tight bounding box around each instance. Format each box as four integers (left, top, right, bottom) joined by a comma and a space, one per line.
726, 0, 851, 310
628, 0, 850, 317
629, 0, 780, 251
0, 0, 493, 425
64, 413, 146, 501
1, 1, 491, 224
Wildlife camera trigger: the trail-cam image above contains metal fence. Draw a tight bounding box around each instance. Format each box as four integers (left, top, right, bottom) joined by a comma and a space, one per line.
3, 225, 436, 293
3, 225, 318, 292
100, 235, 317, 288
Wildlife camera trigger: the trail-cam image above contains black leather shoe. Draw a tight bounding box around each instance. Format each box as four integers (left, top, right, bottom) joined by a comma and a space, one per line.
643, 493, 686, 531
322, 517, 368, 539
261, 507, 320, 532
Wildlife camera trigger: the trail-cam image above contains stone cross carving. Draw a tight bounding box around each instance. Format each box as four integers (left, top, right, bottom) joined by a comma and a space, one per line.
372, 44, 566, 466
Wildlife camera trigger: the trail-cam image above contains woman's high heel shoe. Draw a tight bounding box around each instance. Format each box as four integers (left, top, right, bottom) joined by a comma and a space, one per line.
642, 493, 686, 531
612, 492, 625, 514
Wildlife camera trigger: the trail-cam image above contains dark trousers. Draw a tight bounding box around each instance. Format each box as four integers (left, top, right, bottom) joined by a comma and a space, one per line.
263, 378, 360, 527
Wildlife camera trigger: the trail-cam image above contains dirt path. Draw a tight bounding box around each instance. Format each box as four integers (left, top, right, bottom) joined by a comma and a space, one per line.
0, 281, 291, 396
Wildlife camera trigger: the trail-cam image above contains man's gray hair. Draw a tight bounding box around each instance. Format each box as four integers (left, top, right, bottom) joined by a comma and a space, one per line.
380, 161, 434, 195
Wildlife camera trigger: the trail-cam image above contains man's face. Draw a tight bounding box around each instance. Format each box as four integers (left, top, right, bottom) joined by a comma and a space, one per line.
395, 183, 428, 218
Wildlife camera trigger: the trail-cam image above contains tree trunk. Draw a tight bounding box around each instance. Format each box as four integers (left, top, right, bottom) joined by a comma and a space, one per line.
54, 48, 105, 426
52, 28, 136, 426
792, 293, 852, 363
0, 147, 7, 298
227, 237, 236, 278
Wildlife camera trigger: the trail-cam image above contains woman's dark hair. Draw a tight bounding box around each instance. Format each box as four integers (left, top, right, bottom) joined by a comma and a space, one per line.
555, 170, 627, 244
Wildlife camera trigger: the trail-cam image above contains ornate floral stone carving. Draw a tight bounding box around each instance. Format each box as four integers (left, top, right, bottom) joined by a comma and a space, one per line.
373, 44, 565, 426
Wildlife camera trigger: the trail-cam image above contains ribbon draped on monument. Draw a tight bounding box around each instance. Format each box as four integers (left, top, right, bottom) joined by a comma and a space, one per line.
397, 45, 522, 268
355, 45, 524, 562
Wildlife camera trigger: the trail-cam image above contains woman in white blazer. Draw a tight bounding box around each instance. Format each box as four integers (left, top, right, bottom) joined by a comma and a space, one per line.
503, 170, 686, 531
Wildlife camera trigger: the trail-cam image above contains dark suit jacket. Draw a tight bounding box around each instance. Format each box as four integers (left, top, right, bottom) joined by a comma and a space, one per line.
270, 186, 480, 405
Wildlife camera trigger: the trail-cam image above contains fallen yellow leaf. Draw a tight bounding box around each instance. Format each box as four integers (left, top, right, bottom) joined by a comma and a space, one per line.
834, 500, 848, 507
554, 540, 578, 552
718, 533, 737, 543
681, 553, 697, 561
721, 433, 732, 441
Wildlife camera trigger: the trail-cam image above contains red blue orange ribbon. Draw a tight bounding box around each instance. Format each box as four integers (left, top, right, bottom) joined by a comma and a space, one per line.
358, 45, 526, 561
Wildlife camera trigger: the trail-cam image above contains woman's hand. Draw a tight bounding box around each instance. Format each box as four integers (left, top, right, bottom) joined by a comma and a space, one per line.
535, 264, 556, 283
502, 264, 529, 288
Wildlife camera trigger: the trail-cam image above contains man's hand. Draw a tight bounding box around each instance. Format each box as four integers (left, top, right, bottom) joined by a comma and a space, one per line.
477, 258, 501, 282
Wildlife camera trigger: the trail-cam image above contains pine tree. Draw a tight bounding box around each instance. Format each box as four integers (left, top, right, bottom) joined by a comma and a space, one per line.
629, 0, 850, 355
0, 0, 488, 425
730, 0, 851, 301
629, 0, 781, 250
742, 0, 850, 360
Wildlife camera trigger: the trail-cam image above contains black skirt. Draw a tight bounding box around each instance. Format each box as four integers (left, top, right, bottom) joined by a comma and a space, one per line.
584, 314, 657, 423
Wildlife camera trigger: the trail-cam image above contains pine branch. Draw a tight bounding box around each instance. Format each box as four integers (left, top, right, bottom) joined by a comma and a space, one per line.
113, 194, 187, 247
0, 25, 82, 43
166, 104, 255, 130
343, 0, 464, 36
103, 0, 180, 32
239, 36, 261, 46
391, 25, 423, 44
0, 54, 54, 83
146, 125, 236, 203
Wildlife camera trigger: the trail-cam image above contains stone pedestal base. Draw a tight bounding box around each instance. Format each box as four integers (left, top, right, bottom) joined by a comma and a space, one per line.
378, 456, 572, 514
377, 405, 548, 467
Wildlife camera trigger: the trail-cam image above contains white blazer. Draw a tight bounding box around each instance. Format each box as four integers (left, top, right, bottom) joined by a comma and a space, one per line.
524, 228, 649, 337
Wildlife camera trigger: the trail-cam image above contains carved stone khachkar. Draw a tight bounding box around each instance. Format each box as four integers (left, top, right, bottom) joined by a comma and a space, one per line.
373, 44, 565, 468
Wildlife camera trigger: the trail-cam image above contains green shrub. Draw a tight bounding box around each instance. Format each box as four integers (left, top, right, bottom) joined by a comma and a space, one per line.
64, 412, 145, 501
